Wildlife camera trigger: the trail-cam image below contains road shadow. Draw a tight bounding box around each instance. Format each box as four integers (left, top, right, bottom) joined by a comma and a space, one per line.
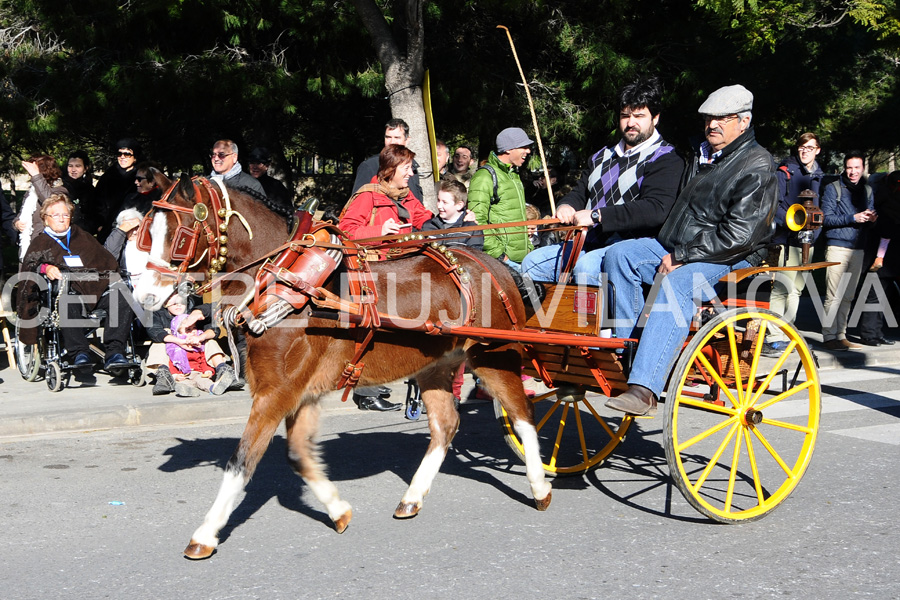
158, 402, 547, 539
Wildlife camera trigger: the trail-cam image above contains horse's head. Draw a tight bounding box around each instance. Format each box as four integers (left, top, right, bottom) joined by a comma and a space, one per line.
132, 176, 231, 310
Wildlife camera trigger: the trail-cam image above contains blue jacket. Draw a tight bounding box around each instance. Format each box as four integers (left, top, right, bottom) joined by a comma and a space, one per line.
772, 156, 824, 246
821, 175, 873, 249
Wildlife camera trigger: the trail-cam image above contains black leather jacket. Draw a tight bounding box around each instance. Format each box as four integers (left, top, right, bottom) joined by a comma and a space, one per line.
659, 128, 777, 266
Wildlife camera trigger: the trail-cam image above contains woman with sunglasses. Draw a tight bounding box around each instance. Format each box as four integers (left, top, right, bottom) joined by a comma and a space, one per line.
17, 194, 134, 371
95, 137, 141, 241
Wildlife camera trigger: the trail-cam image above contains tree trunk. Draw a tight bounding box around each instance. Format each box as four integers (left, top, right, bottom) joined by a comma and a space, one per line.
351, 0, 437, 214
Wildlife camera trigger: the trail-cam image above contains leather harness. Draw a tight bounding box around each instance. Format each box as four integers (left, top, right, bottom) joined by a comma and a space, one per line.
139, 179, 536, 395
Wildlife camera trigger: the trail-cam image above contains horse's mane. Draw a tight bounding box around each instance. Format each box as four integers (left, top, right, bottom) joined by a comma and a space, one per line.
225, 181, 294, 226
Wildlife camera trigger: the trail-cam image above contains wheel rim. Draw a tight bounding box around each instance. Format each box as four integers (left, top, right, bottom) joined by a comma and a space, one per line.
14, 323, 41, 382
664, 308, 820, 522
496, 388, 633, 475
47, 362, 63, 392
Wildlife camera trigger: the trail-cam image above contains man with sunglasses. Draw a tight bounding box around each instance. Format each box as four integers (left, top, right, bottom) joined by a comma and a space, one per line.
602, 84, 778, 416
95, 137, 142, 241
209, 139, 265, 199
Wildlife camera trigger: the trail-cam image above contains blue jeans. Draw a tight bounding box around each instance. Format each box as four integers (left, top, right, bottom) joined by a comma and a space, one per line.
521, 243, 608, 287
604, 238, 749, 397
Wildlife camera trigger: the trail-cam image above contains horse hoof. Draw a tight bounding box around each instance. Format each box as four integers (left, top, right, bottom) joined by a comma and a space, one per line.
534, 491, 552, 511
393, 501, 420, 519
333, 509, 352, 534
184, 540, 215, 560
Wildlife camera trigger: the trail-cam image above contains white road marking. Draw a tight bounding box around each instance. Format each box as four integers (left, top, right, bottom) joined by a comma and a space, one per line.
829, 423, 900, 446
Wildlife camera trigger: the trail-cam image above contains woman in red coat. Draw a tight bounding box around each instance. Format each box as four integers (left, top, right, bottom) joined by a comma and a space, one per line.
339, 144, 432, 239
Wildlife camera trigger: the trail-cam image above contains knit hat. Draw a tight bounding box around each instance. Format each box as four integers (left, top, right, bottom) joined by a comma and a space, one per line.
115, 137, 142, 156
496, 127, 534, 154
697, 85, 753, 116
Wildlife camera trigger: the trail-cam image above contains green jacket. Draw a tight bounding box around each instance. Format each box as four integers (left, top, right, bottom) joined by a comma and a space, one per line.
468, 152, 533, 262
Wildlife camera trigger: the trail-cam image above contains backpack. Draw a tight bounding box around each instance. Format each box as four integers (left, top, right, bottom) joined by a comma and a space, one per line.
475, 164, 501, 205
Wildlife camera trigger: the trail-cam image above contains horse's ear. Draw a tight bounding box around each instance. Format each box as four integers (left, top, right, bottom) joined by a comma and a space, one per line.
151, 167, 171, 191
178, 175, 195, 202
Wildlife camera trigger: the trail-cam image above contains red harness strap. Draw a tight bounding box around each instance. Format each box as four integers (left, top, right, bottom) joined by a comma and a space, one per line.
449, 248, 522, 330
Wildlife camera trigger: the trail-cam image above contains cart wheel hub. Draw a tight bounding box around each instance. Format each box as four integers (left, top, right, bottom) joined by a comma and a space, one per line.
743, 408, 763, 426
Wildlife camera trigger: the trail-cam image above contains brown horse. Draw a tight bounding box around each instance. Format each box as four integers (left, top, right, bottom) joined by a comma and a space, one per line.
132, 174, 551, 560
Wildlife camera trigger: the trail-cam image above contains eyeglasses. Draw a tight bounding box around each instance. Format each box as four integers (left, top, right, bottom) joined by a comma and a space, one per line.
47, 214, 71, 221
703, 114, 740, 125
117, 151, 134, 157
209, 151, 234, 160
135, 175, 149, 181
797, 145, 819, 153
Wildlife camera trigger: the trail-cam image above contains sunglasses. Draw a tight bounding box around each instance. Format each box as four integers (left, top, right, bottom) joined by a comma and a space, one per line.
135, 175, 149, 182
117, 151, 134, 157
209, 151, 233, 160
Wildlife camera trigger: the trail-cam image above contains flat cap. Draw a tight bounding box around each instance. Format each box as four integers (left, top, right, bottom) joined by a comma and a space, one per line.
496, 127, 534, 154
697, 84, 753, 116
247, 147, 271, 164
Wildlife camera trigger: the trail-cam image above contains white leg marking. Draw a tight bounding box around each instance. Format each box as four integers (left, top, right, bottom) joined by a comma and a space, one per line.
190, 470, 245, 548
513, 420, 552, 501
303, 477, 352, 522
401, 447, 447, 506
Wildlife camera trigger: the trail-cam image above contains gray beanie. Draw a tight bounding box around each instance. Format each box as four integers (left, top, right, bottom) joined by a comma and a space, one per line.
496, 127, 534, 154
697, 85, 753, 116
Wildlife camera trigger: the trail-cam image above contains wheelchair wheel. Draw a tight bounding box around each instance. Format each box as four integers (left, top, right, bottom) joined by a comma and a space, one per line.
130, 360, 148, 387
14, 322, 42, 382
46, 361, 67, 392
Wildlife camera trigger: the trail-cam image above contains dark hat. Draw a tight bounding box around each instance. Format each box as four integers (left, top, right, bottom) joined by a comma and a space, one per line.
115, 137, 141, 155
496, 127, 534, 154
247, 147, 271, 164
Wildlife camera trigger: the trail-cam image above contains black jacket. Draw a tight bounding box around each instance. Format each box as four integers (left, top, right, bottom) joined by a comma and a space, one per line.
421, 212, 484, 250
659, 128, 777, 267
146, 297, 214, 344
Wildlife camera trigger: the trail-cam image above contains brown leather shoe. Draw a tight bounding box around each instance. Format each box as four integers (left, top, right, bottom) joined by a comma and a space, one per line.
605, 385, 657, 416
840, 339, 861, 349
822, 339, 848, 352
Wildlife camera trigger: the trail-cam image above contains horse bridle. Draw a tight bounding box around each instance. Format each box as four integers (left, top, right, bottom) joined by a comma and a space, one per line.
136, 176, 249, 292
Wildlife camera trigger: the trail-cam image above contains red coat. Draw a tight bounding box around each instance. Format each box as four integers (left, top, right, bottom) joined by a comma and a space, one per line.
339, 178, 432, 240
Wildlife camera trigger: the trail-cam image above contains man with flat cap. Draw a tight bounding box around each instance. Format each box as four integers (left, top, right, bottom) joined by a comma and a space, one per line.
468, 126, 535, 269
602, 84, 778, 416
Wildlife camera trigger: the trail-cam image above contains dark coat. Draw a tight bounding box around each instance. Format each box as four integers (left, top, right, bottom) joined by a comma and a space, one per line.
772, 156, 825, 246
17, 226, 119, 344
420, 212, 484, 250
558, 145, 684, 251
95, 165, 137, 238
821, 175, 874, 250
660, 128, 778, 267
256, 173, 293, 214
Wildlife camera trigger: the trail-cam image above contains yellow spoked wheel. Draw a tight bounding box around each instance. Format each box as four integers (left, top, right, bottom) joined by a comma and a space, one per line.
664, 307, 820, 522
494, 387, 634, 476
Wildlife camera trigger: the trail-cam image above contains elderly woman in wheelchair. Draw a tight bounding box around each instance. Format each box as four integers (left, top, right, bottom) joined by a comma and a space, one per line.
17, 194, 136, 375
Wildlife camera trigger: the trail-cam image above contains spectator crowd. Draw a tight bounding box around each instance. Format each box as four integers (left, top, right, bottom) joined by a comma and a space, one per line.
1, 79, 898, 416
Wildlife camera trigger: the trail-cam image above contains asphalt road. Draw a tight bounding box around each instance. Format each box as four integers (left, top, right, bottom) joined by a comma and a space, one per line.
2, 364, 899, 600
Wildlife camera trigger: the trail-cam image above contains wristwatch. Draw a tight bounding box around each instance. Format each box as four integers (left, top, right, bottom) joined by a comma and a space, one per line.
590, 209, 601, 224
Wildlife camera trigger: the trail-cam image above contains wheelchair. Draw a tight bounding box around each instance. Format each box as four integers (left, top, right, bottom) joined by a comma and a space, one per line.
13, 273, 148, 392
